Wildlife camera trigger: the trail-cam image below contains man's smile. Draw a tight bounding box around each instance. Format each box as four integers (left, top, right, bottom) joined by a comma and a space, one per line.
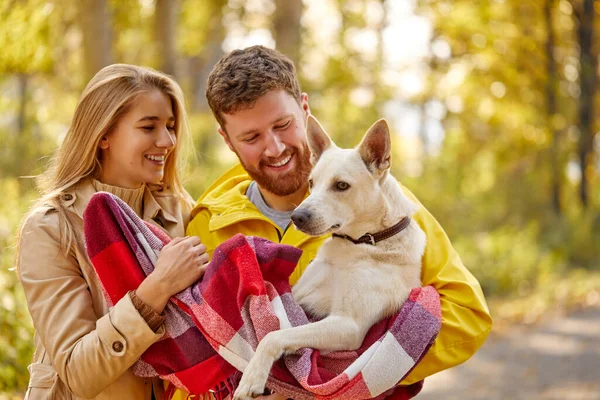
267, 154, 292, 168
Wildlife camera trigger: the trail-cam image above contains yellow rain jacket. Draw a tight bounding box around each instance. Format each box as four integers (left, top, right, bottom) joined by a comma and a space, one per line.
179, 163, 492, 398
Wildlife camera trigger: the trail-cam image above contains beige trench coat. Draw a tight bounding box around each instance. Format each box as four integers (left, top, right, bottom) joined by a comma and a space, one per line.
18, 179, 194, 399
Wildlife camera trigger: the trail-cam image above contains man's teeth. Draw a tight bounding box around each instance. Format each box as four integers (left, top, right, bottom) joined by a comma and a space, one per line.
146, 155, 165, 162
269, 155, 291, 167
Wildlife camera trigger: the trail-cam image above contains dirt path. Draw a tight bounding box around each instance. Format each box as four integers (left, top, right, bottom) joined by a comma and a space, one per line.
416, 306, 600, 400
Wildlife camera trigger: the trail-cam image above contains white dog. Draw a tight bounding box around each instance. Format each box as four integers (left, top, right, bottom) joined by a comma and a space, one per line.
233, 116, 426, 400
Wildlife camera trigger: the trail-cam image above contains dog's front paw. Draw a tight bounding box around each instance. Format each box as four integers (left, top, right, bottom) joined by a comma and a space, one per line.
234, 334, 279, 400
232, 373, 268, 400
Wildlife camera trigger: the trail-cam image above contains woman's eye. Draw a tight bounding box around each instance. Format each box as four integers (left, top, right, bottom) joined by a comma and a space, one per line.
141, 126, 154, 132
167, 125, 176, 132
335, 181, 350, 191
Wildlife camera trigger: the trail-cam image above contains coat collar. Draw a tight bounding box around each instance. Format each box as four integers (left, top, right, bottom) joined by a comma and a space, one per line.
61, 179, 178, 224
195, 174, 320, 247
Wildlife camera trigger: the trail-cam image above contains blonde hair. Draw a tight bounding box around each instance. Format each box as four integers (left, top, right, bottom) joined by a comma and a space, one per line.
21, 64, 191, 253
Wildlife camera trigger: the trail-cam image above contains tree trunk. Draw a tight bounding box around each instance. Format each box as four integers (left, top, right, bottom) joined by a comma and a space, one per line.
545, 0, 561, 214
273, 0, 303, 65
420, 36, 439, 158
190, 5, 226, 112
155, 0, 178, 76
17, 74, 28, 136
15, 73, 34, 189
80, 0, 112, 82
576, 0, 596, 208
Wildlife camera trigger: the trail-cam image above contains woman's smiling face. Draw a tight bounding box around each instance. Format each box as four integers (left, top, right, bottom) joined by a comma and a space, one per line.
98, 89, 176, 188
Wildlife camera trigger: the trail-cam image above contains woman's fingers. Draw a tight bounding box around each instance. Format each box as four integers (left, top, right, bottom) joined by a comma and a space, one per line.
195, 243, 207, 255
165, 236, 185, 247
167, 235, 201, 248
198, 263, 209, 278
189, 235, 201, 246
197, 253, 209, 266
153, 235, 210, 293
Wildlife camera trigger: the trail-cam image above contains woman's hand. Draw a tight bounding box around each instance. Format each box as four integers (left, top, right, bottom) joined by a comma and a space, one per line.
136, 236, 208, 313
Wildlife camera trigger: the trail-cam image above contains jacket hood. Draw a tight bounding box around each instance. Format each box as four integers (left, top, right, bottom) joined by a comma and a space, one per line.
192, 164, 252, 217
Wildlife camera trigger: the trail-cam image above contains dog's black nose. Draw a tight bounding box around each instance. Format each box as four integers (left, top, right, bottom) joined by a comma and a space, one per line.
291, 209, 311, 229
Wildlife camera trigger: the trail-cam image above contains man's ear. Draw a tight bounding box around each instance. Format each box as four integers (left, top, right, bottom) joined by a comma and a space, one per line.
218, 127, 235, 152
357, 119, 391, 175
301, 93, 310, 117
98, 135, 109, 150
306, 115, 333, 165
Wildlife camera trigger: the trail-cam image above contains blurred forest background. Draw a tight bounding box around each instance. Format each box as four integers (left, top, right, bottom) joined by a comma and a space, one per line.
1, 0, 600, 396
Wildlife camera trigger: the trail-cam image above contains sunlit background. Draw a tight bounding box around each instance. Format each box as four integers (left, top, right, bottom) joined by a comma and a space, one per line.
1, 0, 599, 397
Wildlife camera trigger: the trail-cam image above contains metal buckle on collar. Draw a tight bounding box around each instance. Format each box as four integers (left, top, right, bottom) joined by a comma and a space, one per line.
366, 233, 376, 245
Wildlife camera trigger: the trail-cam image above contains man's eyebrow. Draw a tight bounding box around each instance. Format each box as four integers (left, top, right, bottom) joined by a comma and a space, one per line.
235, 114, 295, 139
275, 114, 295, 124
137, 116, 175, 122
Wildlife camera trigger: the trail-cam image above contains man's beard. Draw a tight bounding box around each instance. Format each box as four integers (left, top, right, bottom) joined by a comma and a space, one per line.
239, 143, 312, 196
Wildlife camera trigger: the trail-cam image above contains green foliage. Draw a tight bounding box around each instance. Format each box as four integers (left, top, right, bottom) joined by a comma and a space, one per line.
490, 269, 600, 324
547, 209, 600, 269
403, 0, 600, 300
0, 179, 35, 396
185, 112, 237, 198
0, 0, 55, 73
178, 0, 228, 56
453, 223, 562, 296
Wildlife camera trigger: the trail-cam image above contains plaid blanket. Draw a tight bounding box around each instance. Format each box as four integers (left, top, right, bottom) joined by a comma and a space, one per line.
84, 192, 442, 400
83, 192, 236, 396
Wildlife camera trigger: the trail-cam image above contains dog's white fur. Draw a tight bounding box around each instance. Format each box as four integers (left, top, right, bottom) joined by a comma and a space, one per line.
233, 116, 426, 400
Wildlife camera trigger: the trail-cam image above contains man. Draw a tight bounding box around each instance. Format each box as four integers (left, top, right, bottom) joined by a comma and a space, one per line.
186, 45, 492, 399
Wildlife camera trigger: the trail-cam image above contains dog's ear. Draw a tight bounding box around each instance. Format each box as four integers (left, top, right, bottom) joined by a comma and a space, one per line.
358, 119, 391, 175
306, 115, 333, 165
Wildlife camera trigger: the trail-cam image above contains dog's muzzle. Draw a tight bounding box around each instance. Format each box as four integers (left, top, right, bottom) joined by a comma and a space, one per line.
291, 209, 311, 230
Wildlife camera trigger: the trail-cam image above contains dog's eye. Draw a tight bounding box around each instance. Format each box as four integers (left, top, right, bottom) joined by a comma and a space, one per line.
308, 179, 313, 189
335, 181, 350, 191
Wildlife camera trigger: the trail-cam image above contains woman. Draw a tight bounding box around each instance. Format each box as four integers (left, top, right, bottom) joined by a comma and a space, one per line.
17, 64, 208, 399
